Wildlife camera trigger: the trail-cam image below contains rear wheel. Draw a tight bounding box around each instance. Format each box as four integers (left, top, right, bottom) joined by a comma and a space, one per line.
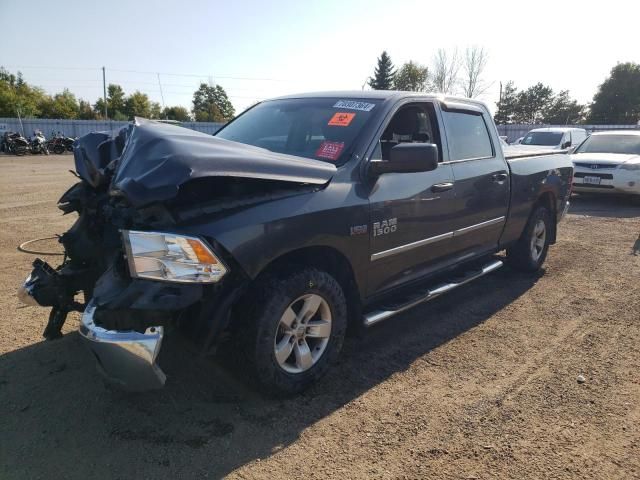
506, 206, 552, 272
53, 144, 65, 155
240, 268, 347, 396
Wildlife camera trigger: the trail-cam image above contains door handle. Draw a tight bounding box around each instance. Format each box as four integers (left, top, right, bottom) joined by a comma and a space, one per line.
431, 182, 454, 193
491, 173, 508, 182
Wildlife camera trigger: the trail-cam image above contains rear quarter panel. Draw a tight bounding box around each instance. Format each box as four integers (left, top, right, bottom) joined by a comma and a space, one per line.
501, 152, 573, 247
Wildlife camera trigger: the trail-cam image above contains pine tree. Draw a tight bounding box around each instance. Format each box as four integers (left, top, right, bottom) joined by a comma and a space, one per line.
494, 81, 518, 124
368, 51, 395, 90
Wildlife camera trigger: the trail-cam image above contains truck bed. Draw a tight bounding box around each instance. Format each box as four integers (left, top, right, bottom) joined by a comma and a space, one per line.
503, 147, 567, 160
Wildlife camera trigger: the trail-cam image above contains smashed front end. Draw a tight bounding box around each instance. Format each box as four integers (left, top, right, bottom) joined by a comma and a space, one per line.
17, 118, 335, 390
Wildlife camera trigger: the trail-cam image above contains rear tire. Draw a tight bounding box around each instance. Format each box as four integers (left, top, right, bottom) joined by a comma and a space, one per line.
506, 206, 552, 272
239, 268, 347, 396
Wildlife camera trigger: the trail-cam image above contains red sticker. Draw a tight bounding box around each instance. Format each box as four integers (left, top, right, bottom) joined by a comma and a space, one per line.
315, 141, 345, 161
328, 112, 355, 127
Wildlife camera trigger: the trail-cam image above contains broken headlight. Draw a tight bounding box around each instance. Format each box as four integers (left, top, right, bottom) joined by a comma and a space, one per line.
122, 230, 228, 283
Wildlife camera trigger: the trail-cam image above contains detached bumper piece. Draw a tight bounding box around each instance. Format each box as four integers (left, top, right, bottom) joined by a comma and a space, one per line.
79, 301, 166, 390
18, 258, 87, 339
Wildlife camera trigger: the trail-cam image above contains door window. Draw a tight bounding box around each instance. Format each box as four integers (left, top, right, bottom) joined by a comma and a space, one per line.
371, 103, 441, 161
442, 111, 493, 160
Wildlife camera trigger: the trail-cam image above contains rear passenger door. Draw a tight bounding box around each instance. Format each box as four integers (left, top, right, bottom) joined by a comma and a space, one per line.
440, 102, 509, 256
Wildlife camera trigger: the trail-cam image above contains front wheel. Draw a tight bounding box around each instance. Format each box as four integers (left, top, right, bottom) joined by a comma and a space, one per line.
506, 206, 552, 272
241, 268, 347, 396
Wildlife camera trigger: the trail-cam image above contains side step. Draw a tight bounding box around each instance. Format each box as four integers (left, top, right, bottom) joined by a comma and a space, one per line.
363, 259, 504, 327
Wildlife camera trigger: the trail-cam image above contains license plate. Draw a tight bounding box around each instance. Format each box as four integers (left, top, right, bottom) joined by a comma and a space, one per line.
583, 176, 601, 185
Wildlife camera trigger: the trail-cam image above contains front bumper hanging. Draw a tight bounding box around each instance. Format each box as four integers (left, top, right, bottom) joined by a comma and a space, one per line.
79, 301, 166, 390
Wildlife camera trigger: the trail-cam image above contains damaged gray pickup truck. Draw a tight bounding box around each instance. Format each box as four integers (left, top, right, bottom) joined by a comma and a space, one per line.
19, 91, 573, 395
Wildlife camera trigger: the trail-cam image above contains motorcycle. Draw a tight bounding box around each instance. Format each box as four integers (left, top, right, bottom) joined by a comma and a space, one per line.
47, 136, 67, 154
47, 132, 76, 153
4, 132, 29, 156
62, 135, 76, 152
29, 131, 49, 155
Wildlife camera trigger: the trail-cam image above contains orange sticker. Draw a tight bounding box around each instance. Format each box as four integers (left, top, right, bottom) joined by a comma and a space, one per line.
328, 112, 355, 127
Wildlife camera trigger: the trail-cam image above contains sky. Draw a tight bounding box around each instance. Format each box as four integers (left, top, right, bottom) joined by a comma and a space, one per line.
2, 0, 640, 115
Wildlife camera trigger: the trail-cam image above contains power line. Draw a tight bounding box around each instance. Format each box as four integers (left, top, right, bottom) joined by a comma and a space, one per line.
3, 64, 302, 83
2, 65, 100, 71
108, 67, 297, 82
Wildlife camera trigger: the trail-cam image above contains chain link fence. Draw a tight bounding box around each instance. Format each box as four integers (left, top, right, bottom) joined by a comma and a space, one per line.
0, 118, 225, 138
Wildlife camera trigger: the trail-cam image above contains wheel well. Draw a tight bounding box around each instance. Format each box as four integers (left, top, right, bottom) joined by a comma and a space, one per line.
535, 191, 557, 243
244, 246, 362, 329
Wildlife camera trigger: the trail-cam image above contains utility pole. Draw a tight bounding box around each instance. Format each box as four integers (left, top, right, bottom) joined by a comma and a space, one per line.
16, 107, 24, 137
157, 73, 166, 117
102, 66, 108, 119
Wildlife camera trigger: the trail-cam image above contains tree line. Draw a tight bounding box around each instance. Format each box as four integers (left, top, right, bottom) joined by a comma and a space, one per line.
368, 47, 491, 97
0, 67, 235, 122
368, 51, 640, 125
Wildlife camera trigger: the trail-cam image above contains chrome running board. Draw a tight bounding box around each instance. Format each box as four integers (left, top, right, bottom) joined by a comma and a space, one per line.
363, 259, 504, 327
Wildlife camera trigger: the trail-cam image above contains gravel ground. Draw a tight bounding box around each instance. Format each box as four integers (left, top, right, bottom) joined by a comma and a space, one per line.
0, 154, 639, 479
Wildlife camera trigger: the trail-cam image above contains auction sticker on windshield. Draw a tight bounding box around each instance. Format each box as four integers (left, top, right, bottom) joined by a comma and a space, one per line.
333, 100, 376, 112
328, 112, 356, 127
316, 141, 345, 161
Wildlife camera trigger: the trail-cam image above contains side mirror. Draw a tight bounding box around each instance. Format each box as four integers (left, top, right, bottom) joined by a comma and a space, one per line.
369, 143, 438, 176
561, 140, 572, 149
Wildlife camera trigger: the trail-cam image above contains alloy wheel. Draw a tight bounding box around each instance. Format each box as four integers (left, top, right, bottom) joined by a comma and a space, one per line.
273, 294, 332, 374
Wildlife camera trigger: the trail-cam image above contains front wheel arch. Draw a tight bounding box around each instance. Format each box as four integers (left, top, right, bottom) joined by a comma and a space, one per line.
234, 245, 362, 332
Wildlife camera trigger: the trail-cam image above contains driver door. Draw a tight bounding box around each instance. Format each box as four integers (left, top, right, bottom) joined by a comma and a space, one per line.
366, 102, 458, 297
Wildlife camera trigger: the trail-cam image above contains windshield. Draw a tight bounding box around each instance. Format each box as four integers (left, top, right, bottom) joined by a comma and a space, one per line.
522, 131, 563, 146
574, 134, 640, 155
215, 98, 381, 164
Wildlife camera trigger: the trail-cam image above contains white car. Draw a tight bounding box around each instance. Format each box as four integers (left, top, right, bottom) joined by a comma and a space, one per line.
516, 127, 588, 151
570, 130, 640, 196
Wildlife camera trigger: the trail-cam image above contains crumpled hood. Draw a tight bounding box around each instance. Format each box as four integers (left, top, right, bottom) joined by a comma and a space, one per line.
74, 118, 337, 208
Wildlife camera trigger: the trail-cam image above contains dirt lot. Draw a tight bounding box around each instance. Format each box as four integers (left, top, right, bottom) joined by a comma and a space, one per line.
0, 154, 639, 479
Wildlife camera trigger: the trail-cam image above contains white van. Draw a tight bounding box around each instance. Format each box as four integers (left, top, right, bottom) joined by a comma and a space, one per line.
517, 127, 588, 151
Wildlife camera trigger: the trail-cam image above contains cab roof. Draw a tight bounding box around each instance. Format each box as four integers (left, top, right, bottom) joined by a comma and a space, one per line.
269, 90, 489, 110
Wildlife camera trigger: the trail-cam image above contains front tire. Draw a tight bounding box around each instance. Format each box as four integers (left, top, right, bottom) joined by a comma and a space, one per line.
506, 206, 552, 272
241, 268, 347, 396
